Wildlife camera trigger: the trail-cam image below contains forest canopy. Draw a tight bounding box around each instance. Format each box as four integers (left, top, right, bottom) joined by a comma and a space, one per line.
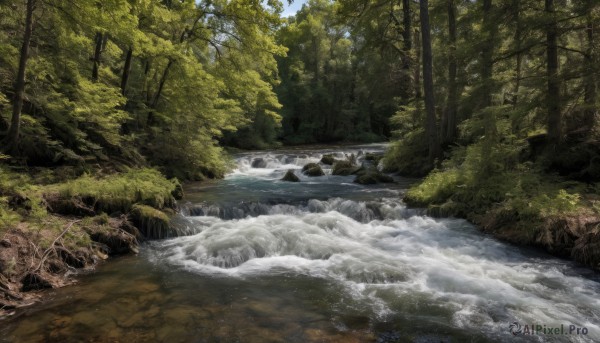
0, 0, 599, 182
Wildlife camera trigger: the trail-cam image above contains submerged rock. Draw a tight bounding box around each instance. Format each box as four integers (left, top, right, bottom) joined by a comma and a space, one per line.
302, 163, 325, 177
281, 170, 300, 182
251, 158, 268, 168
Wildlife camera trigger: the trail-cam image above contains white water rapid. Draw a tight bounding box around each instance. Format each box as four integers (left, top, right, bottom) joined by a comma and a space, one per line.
153, 144, 600, 342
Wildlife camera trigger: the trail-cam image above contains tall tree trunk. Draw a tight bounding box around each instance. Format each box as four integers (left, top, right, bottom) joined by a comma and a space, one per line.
545, 0, 562, 145
401, 0, 412, 101
442, 0, 458, 145
513, 0, 522, 108
412, 23, 422, 126
147, 59, 173, 126
4, 0, 36, 152
479, 0, 497, 174
420, 0, 439, 165
92, 32, 103, 82
120, 47, 133, 96
481, 0, 494, 109
583, 9, 597, 132
142, 59, 152, 104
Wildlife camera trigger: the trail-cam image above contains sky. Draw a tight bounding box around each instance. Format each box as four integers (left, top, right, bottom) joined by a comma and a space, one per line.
282, 0, 308, 17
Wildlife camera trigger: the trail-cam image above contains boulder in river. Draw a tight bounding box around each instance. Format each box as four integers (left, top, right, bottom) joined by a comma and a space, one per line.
332, 161, 357, 176
354, 171, 394, 185
251, 158, 268, 168
302, 163, 325, 177
320, 154, 336, 165
281, 170, 300, 182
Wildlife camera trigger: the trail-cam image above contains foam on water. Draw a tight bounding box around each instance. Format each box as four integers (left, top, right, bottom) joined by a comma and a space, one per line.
157, 145, 600, 342
154, 207, 600, 342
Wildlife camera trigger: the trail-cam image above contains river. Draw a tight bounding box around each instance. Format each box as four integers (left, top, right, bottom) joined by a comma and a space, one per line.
1, 144, 599, 342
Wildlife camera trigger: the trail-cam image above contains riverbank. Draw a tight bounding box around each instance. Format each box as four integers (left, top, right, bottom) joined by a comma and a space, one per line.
0, 166, 181, 315
403, 165, 600, 270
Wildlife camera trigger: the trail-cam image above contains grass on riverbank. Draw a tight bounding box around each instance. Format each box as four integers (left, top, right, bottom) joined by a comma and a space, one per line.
0, 165, 181, 309
402, 146, 600, 268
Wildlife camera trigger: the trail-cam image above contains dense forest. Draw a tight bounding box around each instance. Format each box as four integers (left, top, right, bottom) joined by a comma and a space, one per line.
1, 0, 599, 177
1, 0, 598, 168
0, 0, 286, 180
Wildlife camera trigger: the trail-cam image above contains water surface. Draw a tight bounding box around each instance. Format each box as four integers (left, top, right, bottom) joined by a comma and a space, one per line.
2, 144, 599, 342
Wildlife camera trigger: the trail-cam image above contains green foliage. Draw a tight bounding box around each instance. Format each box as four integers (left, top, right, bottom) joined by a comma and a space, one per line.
51, 168, 178, 212
382, 130, 430, 177
405, 143, 587, 229
275, 0, 395, 144
0, 0, 285, 178
405, 169, 461, 207
0, 198, 22, 232
130, 204, 173, 239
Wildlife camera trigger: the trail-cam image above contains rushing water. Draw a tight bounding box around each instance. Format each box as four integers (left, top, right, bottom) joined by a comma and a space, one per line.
2, 144, 600, 342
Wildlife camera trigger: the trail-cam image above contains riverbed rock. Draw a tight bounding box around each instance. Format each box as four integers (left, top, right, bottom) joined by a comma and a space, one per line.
281, 170, 300, 182
320, 154, 336, 165
302, 163, 325, 177
130, 204, 174, 239
354, 171, 394, 185
251, 158, 268, 168
332, 161, 357, 176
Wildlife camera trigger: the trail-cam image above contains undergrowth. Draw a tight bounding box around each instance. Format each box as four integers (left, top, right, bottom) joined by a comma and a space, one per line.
48, 168, 179, 213
404, 141, 598, 244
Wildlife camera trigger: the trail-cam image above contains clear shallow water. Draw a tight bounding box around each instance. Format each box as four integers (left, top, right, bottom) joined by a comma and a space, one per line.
2, 144, 600, 342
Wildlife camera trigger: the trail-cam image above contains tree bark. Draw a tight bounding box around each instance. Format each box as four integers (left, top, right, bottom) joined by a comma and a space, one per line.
481, 0, 494, 109
545, 0, 562, 145
420, 0, 439, 165
120, 47, 133, 96
92, 32, 103, 82
147, 59, 173, 126
442, 0, 458, 145
512, 0, 522, 108
412, 22, 422, 126
583, 9, 597, 132
4, 0, 36, 152
401, 0, 412, 101
479, 0, 497, 174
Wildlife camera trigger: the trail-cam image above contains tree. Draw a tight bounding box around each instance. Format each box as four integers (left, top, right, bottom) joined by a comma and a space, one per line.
419, 0, 438, 165
441, 0, 457, 145
3, 0, 36, 152
545, 0, 561, 145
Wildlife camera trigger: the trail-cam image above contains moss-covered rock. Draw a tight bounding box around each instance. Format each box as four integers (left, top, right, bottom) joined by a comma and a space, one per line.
45, 168, 178, 215
354, 171, 394, 185
364, 153, 383, 165
320, 154, 336, 165
130, 204, 175, 240
332, 161, 357, 176
281, 170, 300, 182
171, 179, 184, 200
302, 163, 325, 177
